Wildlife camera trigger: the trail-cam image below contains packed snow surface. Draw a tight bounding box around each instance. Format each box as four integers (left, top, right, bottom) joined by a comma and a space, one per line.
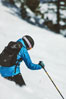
0, 2, 66, 99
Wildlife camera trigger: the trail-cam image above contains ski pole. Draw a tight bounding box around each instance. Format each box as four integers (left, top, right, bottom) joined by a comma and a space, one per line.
43, 67, 65, 99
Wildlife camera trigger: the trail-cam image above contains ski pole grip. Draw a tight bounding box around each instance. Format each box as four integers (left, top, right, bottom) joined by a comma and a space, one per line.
39, 61, 45, 69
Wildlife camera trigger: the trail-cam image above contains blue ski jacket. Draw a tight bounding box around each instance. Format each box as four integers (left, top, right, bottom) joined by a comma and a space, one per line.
0, 39, 42, 77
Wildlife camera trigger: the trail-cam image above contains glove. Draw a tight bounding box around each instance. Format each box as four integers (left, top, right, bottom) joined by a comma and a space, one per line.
38, 61, 45, 69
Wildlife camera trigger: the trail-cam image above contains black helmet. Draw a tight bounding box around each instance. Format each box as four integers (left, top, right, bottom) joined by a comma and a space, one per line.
22, 35, 34, 49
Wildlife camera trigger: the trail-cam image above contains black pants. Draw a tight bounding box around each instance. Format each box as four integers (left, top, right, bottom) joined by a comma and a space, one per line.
5, 73, 26, 86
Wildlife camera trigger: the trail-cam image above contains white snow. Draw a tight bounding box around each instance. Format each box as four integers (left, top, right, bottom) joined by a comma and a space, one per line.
0, 2, 66, 99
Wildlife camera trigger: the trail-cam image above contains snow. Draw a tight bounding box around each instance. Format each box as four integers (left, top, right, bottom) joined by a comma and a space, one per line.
0, 2, 66, 99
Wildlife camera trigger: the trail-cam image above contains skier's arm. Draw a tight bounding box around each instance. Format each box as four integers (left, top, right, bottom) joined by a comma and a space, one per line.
21, 47, 42, 70
0, 66, 1, 74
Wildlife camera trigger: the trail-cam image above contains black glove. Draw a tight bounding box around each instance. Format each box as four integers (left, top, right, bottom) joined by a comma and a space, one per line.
38, 61, 45, 69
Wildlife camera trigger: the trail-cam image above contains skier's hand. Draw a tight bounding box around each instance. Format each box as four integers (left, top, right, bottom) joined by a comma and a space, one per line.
38, 61, 45, 69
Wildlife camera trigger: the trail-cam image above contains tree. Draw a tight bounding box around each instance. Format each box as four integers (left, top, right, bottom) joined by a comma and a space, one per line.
56, 0, 60, 33
10, 0, 14, 4
5, 0, 15, 4
20, 2, 27, 19
25, 0, 40, 12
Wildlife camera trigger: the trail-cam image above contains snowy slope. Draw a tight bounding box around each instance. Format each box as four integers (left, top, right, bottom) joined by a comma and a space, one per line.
0, 3, 66, 99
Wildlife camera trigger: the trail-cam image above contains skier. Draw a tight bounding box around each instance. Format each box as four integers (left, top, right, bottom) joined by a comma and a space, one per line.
0, 35, 44, 86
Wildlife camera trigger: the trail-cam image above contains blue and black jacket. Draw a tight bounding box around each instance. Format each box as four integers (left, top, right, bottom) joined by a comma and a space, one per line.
0, 38, 41, 77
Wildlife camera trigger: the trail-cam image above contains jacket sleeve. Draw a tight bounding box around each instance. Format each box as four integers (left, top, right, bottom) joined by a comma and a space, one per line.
0, 66, 1, 74
20, 47, 42, 70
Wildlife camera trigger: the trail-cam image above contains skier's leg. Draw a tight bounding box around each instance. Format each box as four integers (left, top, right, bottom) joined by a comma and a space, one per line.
5, 73, 26, 86
13, 73, 26, 86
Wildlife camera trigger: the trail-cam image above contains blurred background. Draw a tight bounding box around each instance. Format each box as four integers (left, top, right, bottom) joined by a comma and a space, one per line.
1, 0, 66, 37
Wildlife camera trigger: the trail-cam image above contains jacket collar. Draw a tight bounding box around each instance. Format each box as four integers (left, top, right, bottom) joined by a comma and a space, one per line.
17, 38, 26, 48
